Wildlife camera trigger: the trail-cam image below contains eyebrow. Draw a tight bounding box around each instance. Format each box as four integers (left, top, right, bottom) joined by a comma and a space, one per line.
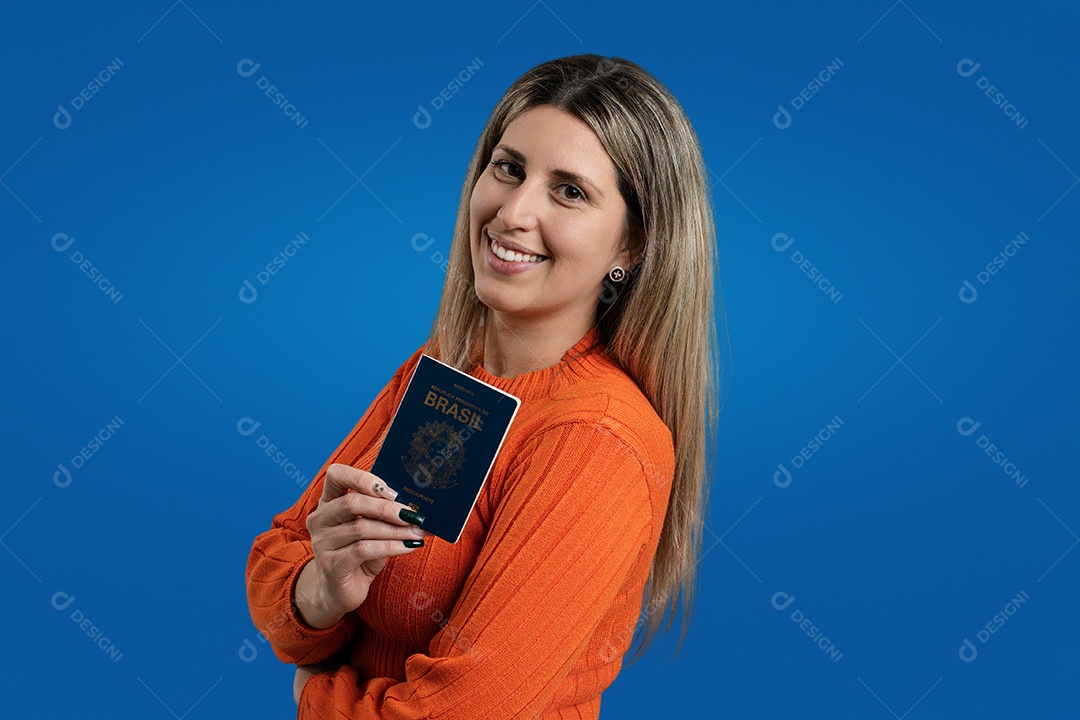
493, 144, 606, 200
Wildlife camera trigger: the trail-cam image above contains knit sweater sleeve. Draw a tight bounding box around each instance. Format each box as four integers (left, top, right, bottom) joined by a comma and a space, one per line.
245, 351, 421, 665
297, 419, 674, 719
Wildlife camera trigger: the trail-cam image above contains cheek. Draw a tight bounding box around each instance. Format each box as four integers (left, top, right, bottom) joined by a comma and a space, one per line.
468, 192, 480, 232
468, 192, 486, 253
470, 176, 496, 217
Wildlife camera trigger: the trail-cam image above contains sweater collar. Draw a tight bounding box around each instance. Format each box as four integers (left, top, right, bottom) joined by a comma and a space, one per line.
468, 325, 610, 402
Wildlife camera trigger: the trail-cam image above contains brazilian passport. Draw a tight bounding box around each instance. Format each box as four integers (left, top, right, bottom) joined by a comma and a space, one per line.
370, 354, 521, 544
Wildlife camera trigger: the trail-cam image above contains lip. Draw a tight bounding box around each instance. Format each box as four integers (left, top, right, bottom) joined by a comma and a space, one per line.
483, 229, 548, 276
485, 229, 546, 258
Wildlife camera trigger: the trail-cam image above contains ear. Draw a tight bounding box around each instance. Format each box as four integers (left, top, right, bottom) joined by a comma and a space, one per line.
618, 225, 645, 269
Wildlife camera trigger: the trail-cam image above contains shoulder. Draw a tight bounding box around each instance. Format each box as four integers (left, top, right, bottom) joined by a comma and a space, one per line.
556, 353, 671, 457
481, 354, 675, 543
401, 343, 428, 376
385, 344, 428, 393
514, 353, 675, 491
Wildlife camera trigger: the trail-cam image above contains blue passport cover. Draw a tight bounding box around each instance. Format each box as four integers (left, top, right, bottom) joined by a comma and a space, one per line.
369, 354, 521, 544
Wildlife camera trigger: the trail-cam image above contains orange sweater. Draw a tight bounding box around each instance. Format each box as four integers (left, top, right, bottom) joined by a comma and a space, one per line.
246, 326, 675, 719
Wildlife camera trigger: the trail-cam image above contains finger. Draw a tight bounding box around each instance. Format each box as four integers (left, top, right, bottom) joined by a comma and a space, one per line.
307, 500, 429, 558
367, 474, 399, 502
316, 537, 423, 578
321, 463, 376, 502
322, 464, 400, 503
312, 489, 426, 531
346, 489, 426, 528
344, 537, 427, 564
342, 467, 401, 502
310, 491, 406, 529
311, 491, 383, 528
315, 518, 428, 551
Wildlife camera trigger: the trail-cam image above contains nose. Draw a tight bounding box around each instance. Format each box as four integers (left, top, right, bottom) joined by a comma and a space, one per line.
495, 180, 541, 231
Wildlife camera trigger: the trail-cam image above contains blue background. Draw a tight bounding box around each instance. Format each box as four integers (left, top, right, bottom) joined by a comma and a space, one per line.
3, 1, 1077, 717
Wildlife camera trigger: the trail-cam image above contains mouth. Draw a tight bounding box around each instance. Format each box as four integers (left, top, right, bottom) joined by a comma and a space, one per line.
486, 231, 548, 264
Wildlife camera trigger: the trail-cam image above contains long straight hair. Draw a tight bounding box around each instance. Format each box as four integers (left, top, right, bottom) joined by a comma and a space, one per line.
426, 55, 720, 660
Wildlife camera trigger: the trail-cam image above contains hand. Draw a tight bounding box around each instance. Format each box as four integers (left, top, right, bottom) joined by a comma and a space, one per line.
293, 661, 338, 705
294, 463, 428, 629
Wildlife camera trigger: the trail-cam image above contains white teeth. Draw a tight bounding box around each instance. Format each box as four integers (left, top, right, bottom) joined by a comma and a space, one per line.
488, 234, 545, 263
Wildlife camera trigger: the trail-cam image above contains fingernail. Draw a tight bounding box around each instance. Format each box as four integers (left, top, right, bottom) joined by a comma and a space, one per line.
399, 509, 425, 527
403, 539, 424, 548
373, 481, 398, 501
409, 526, 426, 537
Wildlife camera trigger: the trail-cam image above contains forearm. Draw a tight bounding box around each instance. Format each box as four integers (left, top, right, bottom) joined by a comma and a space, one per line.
297, 422, 667, 718
247, 531, 356, 664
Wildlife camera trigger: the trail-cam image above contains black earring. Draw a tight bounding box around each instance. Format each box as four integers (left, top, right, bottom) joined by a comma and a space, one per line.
600, 266, 626, 306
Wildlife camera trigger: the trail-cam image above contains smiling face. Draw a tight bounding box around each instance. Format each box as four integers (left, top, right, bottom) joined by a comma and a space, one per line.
469, 104, 635, 334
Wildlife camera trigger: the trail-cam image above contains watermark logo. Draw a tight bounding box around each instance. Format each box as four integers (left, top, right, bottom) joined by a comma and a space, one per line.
771, 591, 843, 662
53, 416, 124, 488
413, 58, 484, 130
238, 231, 310, 304
51, 591, 123, 663
237, 59, 309, 130
774, 416, 843, 488
773, 58, 843, 130
237, 417, 309, 486
598, 595, 666, 663
958, 589, 1029, 662
411, 232, 449, 273
956, 59, 1029, 130
958, 231, 1030, 304
411, 591, 474, 653
53, 57, 124, 130
404, 391, 483, 491
956, 417, 1028, 488
51, 233, 123, 304
771, 232, 843, 304
240, 607, 291, 662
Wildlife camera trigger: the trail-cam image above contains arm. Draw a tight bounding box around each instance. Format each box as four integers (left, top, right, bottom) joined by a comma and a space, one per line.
245, 351, 421, 665
297, 420, 674, 718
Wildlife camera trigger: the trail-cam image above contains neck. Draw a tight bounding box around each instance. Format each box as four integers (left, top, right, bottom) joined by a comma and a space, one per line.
482, 310, 596, 378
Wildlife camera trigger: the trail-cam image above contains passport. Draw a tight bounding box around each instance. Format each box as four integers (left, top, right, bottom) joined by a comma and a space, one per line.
370, 354, 521, 544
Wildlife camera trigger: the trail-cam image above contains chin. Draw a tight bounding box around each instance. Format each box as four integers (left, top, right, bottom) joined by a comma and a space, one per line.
473, 285, 512, 314
472, 284, 533, 319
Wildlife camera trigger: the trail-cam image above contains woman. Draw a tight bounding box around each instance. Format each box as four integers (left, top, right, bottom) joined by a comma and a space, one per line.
246, 53, 720, 718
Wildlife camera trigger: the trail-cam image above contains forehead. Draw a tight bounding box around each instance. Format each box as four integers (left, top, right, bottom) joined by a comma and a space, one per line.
497, 105, 618, 187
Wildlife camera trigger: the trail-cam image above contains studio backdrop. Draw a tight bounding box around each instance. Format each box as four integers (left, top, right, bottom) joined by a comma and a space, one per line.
3, 1, 1077, 717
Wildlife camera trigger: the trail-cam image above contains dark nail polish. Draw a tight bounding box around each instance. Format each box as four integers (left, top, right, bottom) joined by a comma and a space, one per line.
403, 539, 424, 548
399, 509, 425, 527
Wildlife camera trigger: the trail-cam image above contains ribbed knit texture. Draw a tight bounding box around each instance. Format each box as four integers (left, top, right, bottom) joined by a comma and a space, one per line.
246, 326, 675, 719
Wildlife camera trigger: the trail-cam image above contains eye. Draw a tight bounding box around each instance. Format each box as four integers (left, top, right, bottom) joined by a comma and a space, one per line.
557, 184, 586, 202
489, 158, 587, 204
489, 159, 523, 180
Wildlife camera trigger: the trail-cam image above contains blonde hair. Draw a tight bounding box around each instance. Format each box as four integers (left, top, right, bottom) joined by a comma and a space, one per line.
426, 54, 720, 660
